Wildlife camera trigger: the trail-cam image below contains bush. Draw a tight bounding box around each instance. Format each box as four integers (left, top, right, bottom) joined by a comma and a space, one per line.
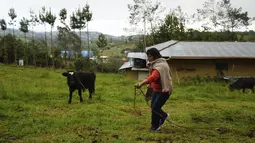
74, 57, 98, 72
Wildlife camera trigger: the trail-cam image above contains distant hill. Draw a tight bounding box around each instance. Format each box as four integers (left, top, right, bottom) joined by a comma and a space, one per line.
0, 28, 128, 41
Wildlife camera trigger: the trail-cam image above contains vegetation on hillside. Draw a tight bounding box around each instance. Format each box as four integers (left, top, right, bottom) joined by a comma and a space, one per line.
0, 0, 255, 70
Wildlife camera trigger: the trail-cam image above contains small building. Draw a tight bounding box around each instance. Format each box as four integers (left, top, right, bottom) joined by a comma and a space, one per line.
119, 52, 148, 80
146, 40, 255, 83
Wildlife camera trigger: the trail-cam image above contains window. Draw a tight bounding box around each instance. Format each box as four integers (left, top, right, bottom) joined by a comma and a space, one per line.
216, 63, 228, 71
133, 58, 146, 68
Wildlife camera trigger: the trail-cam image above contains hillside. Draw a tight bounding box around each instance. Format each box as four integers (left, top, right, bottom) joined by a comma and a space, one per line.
0, 28, 127, 41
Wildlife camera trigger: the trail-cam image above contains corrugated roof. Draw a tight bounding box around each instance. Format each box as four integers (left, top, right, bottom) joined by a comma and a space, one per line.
151, 41, 255, 59
146, 40, 179, 52
127, 52, 147, 59
119, 62, 132, 70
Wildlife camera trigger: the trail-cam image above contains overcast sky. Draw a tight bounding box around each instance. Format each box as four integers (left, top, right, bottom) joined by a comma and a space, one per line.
1, 0, 254, 36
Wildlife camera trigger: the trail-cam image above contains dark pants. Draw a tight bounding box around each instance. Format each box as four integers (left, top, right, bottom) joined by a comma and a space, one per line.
151, 91, 170, 127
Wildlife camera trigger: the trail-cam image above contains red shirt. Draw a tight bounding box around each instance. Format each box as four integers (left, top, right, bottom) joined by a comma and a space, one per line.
146, 69, 162, 92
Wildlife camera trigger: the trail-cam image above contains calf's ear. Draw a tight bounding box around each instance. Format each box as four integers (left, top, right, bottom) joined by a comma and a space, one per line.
62, 72, 69, 77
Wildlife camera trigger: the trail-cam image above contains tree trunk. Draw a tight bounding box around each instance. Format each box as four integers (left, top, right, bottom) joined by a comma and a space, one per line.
3, 30, 8, 64
32, 29, 36, 67
143, 17, 147, 52
13, 27, 17, 64
101, 51, 103, 73
79, 29, 82, 57
44, 24, 48, 67
24, 33, 27, 66
64, 50, 67, 68
87, 23, 90, 58
149, 21, 155, 45
51, 26, 54, 68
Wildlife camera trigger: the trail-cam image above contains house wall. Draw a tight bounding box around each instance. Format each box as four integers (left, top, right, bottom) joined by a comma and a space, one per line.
138, 71, 148, 80
126, 70, 149, 80
168, 59, 255, 82
126, 69, 138, 79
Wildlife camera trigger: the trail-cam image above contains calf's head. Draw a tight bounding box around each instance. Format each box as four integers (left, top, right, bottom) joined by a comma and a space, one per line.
62, 71, 76, 86
228, 84, 235, 91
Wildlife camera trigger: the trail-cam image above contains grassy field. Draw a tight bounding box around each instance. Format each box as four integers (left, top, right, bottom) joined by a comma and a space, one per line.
0, 65, 255, 143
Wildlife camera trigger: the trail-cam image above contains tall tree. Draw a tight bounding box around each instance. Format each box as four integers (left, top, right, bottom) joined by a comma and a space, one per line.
219, 0, 252, 31
196, 0, 219, 31
96, 33, 108, 73
0, 19, 8, 63
128, 0, 164, 51
84, 4, 93, 58
8, 8, 17, 36
8, 8, 17, 63
19, 17, 29, 66
45, 8, 57, 68
58, 8, 70, 66
29, 9, 39, 66
155, 13, 185, 43
217, 0, 253, 40
70, 6, 87, 56
39, 6, 49, 67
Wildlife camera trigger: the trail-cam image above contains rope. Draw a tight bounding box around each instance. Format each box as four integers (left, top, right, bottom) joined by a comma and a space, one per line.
134, 87, 217, 131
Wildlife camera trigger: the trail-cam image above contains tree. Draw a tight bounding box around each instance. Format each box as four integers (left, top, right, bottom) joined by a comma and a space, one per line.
45, 8, 57, 68
8, 8, 17, 63
128, 0, 164, 51
39, 6, 49, 67
155, 13, 185, 43
19, 17, 29, 66
84, 4, 93, 58
96, 33, 108, 72
217, 0, 253, 40
196, 0, 220, 31
58, 8, 71, 66
8, 8, 17, 36
59, 8, 70, 30
96, 33, 108, 51
70, 6, 87, 56
0, 19, 8, 63
29, 9, 39, 66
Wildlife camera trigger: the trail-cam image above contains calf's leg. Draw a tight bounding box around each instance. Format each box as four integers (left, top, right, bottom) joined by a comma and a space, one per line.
88, 88, 93, 99
78, 89, 83, 102
69, 88, 75, 104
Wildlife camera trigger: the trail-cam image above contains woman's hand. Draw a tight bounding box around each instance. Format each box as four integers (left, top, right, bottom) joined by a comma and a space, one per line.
134, 82, 142, 89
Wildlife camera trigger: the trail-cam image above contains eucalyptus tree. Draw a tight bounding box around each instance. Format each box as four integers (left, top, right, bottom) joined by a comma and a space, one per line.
58, 8, 70, 65
196, 0, 220, 31
8, 8, 17, 36
84, 4, 93, 58
39, 6, 49, 67
19, 17, 29, 66
128, 0, 164, 50
0, 19, 8, 63
45, 8, 57, 68
70, 7, 87, 56
217, 0, 253, 32
8, 8, 17, 63
29, 9, 39, 66
96, 33, 108, 73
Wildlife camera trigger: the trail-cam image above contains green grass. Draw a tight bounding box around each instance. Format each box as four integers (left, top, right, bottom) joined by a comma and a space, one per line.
0, 65, 255, 143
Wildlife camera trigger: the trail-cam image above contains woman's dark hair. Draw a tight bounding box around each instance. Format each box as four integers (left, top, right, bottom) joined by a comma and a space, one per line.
146, 48, 162, 59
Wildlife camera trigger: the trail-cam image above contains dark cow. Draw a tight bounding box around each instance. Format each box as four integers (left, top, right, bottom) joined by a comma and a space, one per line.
62, 71, 96, 103
229, 78, 255, 93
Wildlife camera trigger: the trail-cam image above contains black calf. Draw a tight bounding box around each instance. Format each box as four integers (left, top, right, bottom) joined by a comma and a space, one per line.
62, 71, 96, 103
229, 78, 255, 93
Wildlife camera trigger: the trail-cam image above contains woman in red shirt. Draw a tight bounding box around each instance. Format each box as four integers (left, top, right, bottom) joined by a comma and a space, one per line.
135, 48, 173, 131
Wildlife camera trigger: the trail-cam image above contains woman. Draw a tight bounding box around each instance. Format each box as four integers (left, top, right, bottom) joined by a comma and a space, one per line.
135, 48, 173, 131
